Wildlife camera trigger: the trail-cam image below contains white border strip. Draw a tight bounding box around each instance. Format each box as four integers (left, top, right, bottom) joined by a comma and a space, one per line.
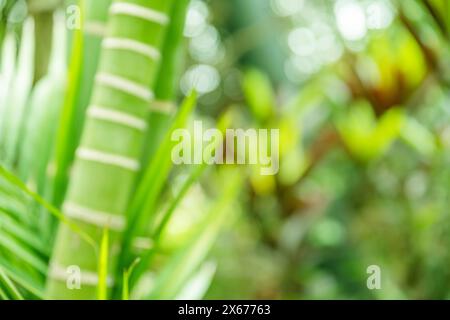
110, 2, 169, 25
88, 106, 148, 131
84, 21, 107, 37
132, 237, 154, 250
103, 37, 161, 61
149, 100, 176, 115
76, 147, 140, 172
49, 263, 114, 287
96, 72, 153, 101
64, 202, 126, 231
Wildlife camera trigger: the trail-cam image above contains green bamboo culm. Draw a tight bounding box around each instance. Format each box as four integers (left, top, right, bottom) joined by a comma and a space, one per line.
46, 0, 174, 299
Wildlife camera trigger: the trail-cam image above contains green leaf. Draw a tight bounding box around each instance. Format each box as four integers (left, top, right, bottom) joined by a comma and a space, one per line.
125, 91, 198, 250
175, 261, 216, 300
243, 68, 275, 123
0, 164, 96, 248
0, 265, 23, 300
49, 0, 86, 208
0, 232, 47, 274
152, 112, 230, 242
337, 103, 405, 161
122, 258, 140, 300
0, 256, 44, 298
0, 32, 17, 149
147, 169, 242, 299
2, 18, 34, 165
0, 287, 8, 300
401, 116, 437, 156
0, 211, 50, 256
125, 109, 230, 290
97, 228, 109, 300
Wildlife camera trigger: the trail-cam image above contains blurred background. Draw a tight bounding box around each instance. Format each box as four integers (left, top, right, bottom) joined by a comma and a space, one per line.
0, 0, 449, 300
178, 0, 450, 299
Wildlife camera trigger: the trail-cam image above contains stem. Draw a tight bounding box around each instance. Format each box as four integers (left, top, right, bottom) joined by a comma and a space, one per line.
141, 0, 190, 164
154, 0, 190, 100
46, 0, 174, 300
0, 23, 5, 56
48, 0, 112, 210
32, 10, 53, 84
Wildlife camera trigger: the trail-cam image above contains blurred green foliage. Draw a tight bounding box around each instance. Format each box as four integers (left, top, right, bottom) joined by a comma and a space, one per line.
181, 0, 450, 299
0, 0, 449, 300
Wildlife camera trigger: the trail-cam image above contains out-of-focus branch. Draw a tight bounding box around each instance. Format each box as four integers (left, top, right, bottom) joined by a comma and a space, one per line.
422, 0, 448, 37
399, 10, 439, 70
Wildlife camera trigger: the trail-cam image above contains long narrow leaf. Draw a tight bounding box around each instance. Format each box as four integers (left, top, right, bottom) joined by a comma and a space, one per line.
123, 92, 197, 260
0, 256, 44, 298
0, 265, 24, 300
0, 232, 48, 274
0, 164, 96, 248
97, 228, 109, 300
122, 258, 140, 300
147, 169, 242, 299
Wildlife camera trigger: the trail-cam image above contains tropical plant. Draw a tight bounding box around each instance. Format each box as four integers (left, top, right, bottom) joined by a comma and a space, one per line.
0, 0, 240, 300
1, 0, 450, 301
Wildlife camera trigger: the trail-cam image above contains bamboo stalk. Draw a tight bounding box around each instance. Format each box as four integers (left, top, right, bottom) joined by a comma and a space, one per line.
46, 0, 174, 299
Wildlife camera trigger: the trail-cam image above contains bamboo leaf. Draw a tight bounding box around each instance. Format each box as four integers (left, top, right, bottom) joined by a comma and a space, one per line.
0, 287, 8, 300
122, 258, 140, 300
0, 256, 44, 298
125, 111, 228, 290
0, 32, 17, 148
0, 232, 48, 274
50, 0, 86, 208
127, 91, 198, 237
143, 0, 190, 162
0, 265, 24, 300
154, 0, 190, 100
97, 228, 109, 300
19, 10, 67, 193
0, 164, 96, 248
117, 93, 197, 286
0, 191, 33, 225
2, 18, 35, 165
174, 261, 217, 300
152, 114, 230, 241
0, 211, 50, 256
147, 169, 242, 299
152, 165, 205, 242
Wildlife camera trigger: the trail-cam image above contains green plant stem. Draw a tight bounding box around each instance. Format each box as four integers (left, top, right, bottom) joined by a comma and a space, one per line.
142, 0, 190, 163
0, 23, 5, 55
48, 0, 111, 210
32, 10, 53, 84
46, 0, 174, 300
0, 266, 24, 300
